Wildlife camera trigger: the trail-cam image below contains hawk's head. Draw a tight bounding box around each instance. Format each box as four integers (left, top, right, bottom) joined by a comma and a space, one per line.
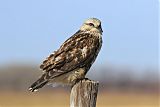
80, 18, 103, 34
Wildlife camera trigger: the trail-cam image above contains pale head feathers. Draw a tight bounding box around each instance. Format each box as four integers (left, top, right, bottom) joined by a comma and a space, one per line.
80, 18, 103, 34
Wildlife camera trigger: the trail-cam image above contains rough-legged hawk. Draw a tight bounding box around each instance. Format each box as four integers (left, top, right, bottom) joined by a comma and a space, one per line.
29, 18, 103, 92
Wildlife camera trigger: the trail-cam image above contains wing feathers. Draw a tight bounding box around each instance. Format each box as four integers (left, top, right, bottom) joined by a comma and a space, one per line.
40, 31, 101, 78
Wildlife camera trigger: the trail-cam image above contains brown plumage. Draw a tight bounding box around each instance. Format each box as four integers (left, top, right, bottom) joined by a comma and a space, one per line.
29, 18, 103, 92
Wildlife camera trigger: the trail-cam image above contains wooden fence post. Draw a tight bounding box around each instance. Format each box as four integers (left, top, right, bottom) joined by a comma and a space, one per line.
70, 79, 99, 107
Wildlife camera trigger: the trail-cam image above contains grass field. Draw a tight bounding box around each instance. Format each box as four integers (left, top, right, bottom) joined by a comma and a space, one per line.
0, 90, 158, 107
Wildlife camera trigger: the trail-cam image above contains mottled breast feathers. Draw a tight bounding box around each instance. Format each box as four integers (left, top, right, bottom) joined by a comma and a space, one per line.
40, 30, 102, 77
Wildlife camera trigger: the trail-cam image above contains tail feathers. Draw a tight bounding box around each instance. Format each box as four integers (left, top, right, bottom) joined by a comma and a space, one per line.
29, 74, 48, 92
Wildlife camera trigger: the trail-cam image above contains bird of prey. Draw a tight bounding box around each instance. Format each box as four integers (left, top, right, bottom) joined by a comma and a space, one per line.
29, 18, 103, 92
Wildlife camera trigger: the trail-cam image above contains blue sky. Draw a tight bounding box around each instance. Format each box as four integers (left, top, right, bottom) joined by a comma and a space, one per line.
0, 0, 158, 70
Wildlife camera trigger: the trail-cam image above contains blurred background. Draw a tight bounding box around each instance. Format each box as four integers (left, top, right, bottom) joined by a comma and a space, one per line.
0, 0, 159, 107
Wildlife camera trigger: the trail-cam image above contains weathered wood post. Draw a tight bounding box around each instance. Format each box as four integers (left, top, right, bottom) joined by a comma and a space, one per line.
70, 79, 99, 107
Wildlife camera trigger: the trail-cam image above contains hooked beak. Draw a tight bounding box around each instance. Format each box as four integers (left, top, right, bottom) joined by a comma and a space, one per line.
98, 25, 103, 33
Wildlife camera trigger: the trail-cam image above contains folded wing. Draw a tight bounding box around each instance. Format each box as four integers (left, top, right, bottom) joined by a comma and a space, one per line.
40, 31, 100, 78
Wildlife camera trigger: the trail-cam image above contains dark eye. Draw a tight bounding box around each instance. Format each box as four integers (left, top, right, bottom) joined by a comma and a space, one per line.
88, 23, 94, 26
